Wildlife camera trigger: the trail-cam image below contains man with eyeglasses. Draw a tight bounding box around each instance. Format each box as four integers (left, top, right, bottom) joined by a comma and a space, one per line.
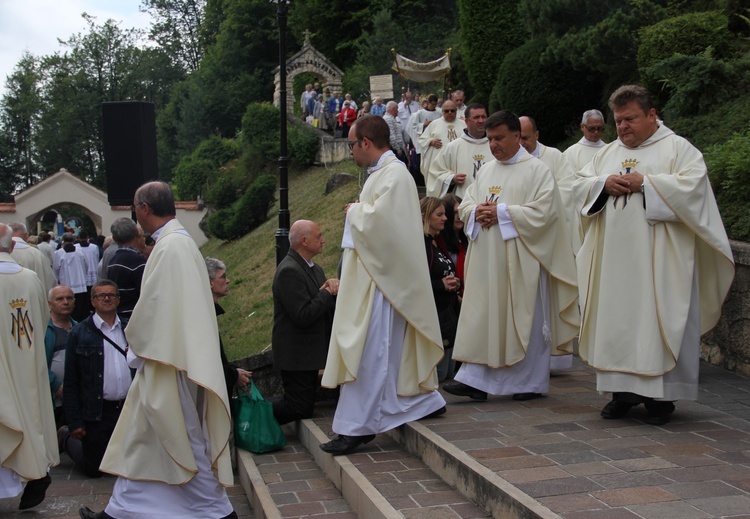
563, 109, 608, 171
418, 100, 467, 184
320, 116, 446, 456
574, 85, 734, 426
61, 280, 132, 478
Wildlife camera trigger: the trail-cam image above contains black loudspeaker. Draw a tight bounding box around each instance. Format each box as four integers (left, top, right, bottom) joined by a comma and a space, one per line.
102, 101, 158, 206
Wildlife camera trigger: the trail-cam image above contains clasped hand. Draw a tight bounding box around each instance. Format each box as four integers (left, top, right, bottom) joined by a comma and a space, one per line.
604, 172, 644, 196
475, 202, 498, 229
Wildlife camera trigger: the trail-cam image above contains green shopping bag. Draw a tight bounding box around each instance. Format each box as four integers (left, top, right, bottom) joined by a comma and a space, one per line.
233, 380, 287, 454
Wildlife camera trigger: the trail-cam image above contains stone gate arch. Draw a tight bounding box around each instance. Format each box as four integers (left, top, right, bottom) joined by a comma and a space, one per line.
273, 31, 344, 112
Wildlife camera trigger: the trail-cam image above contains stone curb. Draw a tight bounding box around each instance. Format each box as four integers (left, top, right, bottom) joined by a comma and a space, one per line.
236, 448, 283, 519
389, 421, 559, 519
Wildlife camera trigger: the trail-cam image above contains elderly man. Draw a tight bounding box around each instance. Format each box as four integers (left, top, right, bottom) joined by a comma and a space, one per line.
370, 96, 386, 116
80, 181, 237, 519
418, 100, 467, 178
573, 85, 734, 425
451, 90, 467, 119
321, 116, 446, 456
443, 111, 579, 403
563, 109, 607, 171
0, 223, 58, 510
398, 91, 420, 131
54, 233, 89, 322
520, 115, 581, 258
383, 100, 409, 164
427, 103, 490, 198
271, 220, 337, 425
62, 280, 132, 478
10, 222, 55, 293
106, 218, 146, 323
300, 83, 313, 118
46, 285, 77, 427
206, 257, 252, 398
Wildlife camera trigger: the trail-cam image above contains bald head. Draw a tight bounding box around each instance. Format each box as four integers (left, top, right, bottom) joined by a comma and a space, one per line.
442, 100, 458, 122
519, 116, 539, 154
289, 220, 325, 261
0, 223, 12, 253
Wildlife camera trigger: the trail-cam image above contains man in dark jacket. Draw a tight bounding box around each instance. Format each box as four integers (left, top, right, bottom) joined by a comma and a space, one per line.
271, 220, 338, 425
61, 280, 132, 477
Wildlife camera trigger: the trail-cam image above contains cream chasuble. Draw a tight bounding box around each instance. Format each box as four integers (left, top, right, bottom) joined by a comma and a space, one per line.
0, 254, 58, 483
100, 219, 232, 487
408, 109, 442, 154
563, 137, 606, 171
418, 117, 466, 180
322, 155, 444, 396
10, 238, 56, 293
453, 154, 580, 369
426, 131, 491, 199
573, 124, 734, 399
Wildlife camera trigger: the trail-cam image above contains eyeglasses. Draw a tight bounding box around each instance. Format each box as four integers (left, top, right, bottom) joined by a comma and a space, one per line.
92, 293, 120, 300
347, 139, 363, 150
585, 125, 605, 133
443, 109, 456, 113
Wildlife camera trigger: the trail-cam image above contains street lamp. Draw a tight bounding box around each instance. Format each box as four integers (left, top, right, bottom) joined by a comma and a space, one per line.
271, 0, 292, 265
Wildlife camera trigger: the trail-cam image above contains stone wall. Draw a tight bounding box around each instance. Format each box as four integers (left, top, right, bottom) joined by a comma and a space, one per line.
701, 241, 750, 377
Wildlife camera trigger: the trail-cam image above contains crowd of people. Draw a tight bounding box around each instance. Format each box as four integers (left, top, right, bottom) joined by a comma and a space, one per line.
0, 84, 736, 516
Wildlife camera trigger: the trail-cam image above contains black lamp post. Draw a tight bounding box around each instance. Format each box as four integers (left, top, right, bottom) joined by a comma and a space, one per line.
272, 0, 291, 265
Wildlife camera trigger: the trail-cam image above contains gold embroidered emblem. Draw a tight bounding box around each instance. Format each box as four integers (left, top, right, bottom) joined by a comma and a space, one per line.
613, 159, 640, 209
10, 298, 34, 350
486, 185, 502, 203
472, 155, 485, 178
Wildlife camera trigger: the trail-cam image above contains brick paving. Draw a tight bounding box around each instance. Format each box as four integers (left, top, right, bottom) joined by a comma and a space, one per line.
0, 453, 253, 518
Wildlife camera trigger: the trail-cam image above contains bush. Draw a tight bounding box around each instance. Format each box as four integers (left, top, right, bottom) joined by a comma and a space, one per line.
288, 124, 319, 167
241, 102, 279, 161
194, 136, 241, 166
705, 128, 750, 242
173, 156, 213, 200
208, 174, 277, 240
638, 11, 736, 72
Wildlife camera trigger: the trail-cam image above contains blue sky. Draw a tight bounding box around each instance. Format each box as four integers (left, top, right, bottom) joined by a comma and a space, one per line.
0, 0, 150, 92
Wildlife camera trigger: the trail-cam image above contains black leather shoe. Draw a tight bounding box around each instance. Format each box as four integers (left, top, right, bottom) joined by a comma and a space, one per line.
19, 474, 51, 510
512, 392, 542, 401
79, 506, 114, 519
442, 382, 487, 401
320, 434, 376, 455
600, 399, 635, 419
421, 406, 447, 419
643, 401, 675, 425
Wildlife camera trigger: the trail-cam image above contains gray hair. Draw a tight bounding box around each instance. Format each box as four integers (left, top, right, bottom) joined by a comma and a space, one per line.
386, 101, 398, 110
581, 109, 604, 125
48, 285, 74, 300
111, 218, 138, 244
0, 224, 12, 252
135, 181, 176, 217
205, 257, 226, 280
10, 222, 27, 235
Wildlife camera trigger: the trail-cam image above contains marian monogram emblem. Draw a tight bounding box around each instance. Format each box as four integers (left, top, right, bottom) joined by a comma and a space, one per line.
447, 126, 458, 141
10, 298, 34, 350
486, 185, 502, 203
613, 158, 639, 209
472, 154, 485, 179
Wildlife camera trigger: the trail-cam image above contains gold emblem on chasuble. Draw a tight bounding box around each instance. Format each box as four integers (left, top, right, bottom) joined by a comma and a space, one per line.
486, 185, 502, 203
10, 298, 34, 350
613, 158, 640, 209
447, 126, 458, 141
473, 154, 485, 178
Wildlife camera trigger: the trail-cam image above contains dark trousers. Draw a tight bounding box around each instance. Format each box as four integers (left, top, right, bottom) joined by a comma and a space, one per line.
72, 291, 91, 322
271, 370, 319, 426
65, 400, 123, 477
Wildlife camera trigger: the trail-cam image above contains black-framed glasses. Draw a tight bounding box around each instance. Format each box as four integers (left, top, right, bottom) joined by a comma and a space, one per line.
585, 125, 605, 132
92, 293, 120, 300
347, 139, 363, 151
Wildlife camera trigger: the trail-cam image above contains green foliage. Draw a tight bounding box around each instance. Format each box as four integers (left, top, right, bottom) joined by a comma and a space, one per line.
705, 128, 750, 241
638, 11, 736, 71
288, 124, 320, 167
643, 54, 750, 117
490, 39, 605, 144
241, 102, 280, 161
173, 156, 213, 199
669, 92, 750, 150
458, 0, 527, 104
208, 174, 277, 240
194, 134, 241, 165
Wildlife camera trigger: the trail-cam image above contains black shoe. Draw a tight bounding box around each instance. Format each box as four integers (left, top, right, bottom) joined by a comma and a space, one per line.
600, 399, 635, 419
421, 406, 447, 419
319, 434, 376, 455
512, 392, 542, 401
220, 512, 238, 519
442, 382, 487, 401
643, 401, 675, 425
19, 474, 51, 510
79, 507, 114, 519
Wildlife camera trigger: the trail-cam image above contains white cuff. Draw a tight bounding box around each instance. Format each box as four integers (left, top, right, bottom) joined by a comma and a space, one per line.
644, 178, 678, 223
581, 176, 608, 215
497, 203, 518, 241
341, 210, 355, 249
466, 208, 480, 240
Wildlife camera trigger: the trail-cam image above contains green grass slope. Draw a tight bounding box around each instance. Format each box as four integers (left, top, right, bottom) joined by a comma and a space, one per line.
200, 161, 362, 360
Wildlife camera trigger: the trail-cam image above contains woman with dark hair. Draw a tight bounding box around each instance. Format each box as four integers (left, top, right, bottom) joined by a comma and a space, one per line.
439, 193, 469, 290
420, 197, 461, 382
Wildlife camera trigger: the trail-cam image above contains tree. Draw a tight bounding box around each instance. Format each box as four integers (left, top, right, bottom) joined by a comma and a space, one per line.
140, 0, 207, 72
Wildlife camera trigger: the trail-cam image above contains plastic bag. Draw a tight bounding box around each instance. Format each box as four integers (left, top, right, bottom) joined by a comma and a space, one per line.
233, 380, 287, 454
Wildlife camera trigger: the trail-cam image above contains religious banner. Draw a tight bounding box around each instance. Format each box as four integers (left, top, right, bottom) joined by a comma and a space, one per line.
391, 50, 451, 83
